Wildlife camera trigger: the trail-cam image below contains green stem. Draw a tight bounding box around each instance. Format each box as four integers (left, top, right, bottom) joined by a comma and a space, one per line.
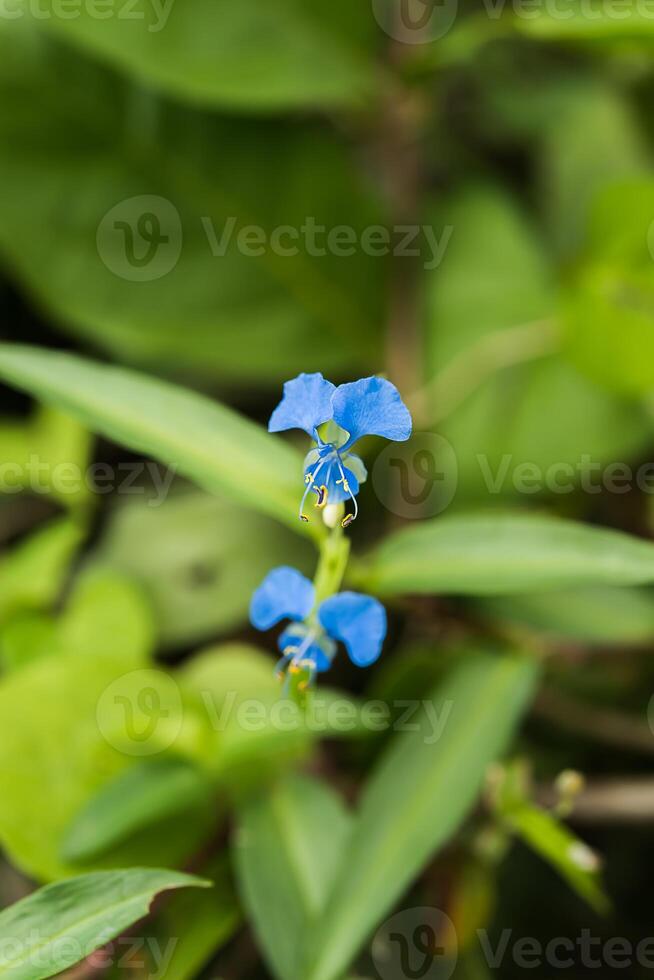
312, 524, 351, 608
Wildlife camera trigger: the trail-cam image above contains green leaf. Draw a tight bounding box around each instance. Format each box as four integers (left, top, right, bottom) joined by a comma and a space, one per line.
0, 568, 155, 674
59, 568, 156, 660
0, 613, 56, 674
93, 488, 311, 648
359, 512, 654, 597
0, 406, 92, 511
146, 856, 240, 980
0, 30, 380, 383
234, 775, 352, 980
477, 586, 654, 645
505, 803, 608, 914
303, 652, 539, 980
491, 767, 608, 914
0, 648, 213, 880
0, 868, 209, 980
0, 517, 85, 623
27, 0, 377, 112
537, 81, 649, 256
61, 759, 215, 864
179, 644, 368, 782
564, 181, 654, 395
424, 184, 650, 504
0, 345, 318, 539
514, 1, 654, 41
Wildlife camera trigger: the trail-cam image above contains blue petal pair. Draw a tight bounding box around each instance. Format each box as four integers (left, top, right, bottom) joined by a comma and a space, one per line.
269, 373, 412, 527
250, 566, 387, 684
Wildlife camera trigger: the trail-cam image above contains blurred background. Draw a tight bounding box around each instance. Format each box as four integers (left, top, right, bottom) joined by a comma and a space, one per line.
1, 0, 654, 977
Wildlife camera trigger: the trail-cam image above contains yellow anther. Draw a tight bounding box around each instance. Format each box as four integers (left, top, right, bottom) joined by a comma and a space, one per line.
300, 514, 309, 523
342, 513, 356, 528
313, 484, 328, 509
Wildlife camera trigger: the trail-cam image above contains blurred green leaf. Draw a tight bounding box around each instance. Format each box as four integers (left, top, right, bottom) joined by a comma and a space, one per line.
180, 644, 369, 782
424, 184, 650, 504
565, 181, 654, 395
477, 585, 654, 645
234, 774, 352, 980
491, 763, 608, 913
515, 2, 654, 41
0, 517, 84, 622
0, 648, 212, 880
0, 345, 319, 539
505, 803, 608, 913
0, 30, 381, 382
0, 613, 56, 673
147, 855, 240, 980
537, 81, 649, 255
61, 758, 215, 864
0, 868, 209, 980
359, 512, 654, 597
303, 651, 539, 980
60, 568, 156, 660
93, 488, 311, 648
0, 406, 92, 510
0, 568, 155, 673
27, 0, 378, 112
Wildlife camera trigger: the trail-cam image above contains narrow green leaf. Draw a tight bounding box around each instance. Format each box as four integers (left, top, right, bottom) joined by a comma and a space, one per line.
0, 345, 318, 540
359, 513, 654, 597
477, 586, 654, 645
234, 775, 352, 980
505, 804, 608, 914
303, 652, 539, 980
61, 759, 215, 864
0, 868, 209, 980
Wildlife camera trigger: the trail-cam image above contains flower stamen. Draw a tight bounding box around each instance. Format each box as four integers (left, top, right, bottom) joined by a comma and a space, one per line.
335, 457, 358, 528
298, 460, 326, 523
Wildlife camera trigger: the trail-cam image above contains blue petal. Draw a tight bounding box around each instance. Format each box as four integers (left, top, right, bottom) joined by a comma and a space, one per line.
269, 373, 336, 439
278, 628, 332, 672
304, 453, 366, 505
332, 377, 412, 450
249, 567, 315, 631
318, 592, 387, 668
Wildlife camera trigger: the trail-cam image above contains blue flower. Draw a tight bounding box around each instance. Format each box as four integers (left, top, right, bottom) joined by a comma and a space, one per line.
250, 566, 387, 686
269, 373, 412, 527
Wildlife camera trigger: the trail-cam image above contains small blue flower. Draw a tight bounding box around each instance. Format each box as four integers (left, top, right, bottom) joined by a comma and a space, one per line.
250, 566, 387, 686
269, 373, 412, 527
